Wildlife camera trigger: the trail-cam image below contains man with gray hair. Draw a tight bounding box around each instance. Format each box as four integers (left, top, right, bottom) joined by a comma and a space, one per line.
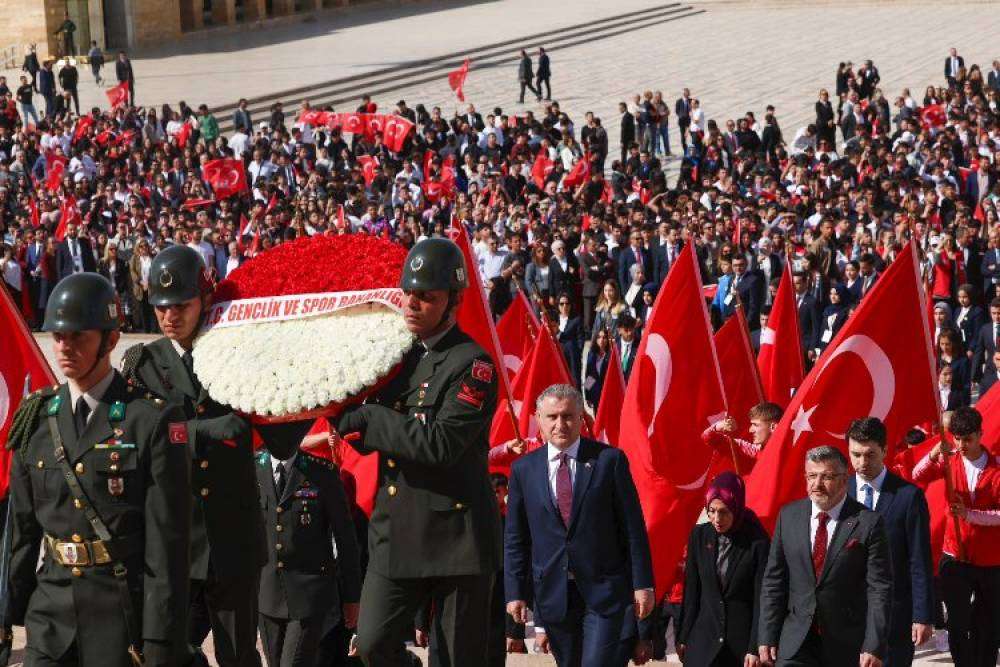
505, 384, 653, 666
758, 445, 891, 667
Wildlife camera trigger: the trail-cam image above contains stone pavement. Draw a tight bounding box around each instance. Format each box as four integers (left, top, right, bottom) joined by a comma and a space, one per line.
18, 0, 1000, 660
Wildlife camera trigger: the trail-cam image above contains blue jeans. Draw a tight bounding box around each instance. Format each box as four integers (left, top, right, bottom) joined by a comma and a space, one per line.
656, 123, 671, 155
19, 103, 39, 126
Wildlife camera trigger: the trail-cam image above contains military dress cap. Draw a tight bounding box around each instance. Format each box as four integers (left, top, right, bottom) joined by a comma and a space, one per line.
42, 273, 120, 332
149, 244, 209, 306
400, 238, 468, 292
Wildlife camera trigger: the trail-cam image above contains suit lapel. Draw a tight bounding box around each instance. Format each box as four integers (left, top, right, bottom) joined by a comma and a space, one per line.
152, 338, 198, 401
533, 447, 560, 525
72, 375, 123, 463
819, 500, 861, 583
721, 532, 748, 593
567, 440, 596, 534
703, 528, 724, 597
279, 458, 304, 506
875, 474, 897, 514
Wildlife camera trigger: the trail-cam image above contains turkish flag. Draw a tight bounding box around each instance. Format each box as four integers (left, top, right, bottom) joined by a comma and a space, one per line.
363, 113, 385, 142
423, 149, 436, 181
55, 198, 81, 242
336, 205, 347, 231
298, 109, 328, 126
45, 155, 68, 192
448, 58, 470, 102
105, 81, 129, 108
447, 220, 514, 411
617, 244, 727, 599
341, 113, 366, 135
176, 121, 194, 149
979, 383, 1000, 449
531, 151, 555, 189
72, 115, 95, 144
495, 291, 540, 383
382, 115, 414, 153
562, 154, 591, 189
593, 340, 627, 447
714, 306, 764, 443
745, 242, 939, 531
357, 155, 379, 187
920, 104, 947, 129
490, 324, 574, 445
203, 158, 248, 200
757, 262, 804, 408
0, 283, 58, 497
180, 198, 215, 211
28, 198, 40, 228
336, 437, 379, 517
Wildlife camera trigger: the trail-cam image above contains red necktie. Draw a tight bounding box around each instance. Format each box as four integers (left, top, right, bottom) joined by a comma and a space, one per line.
556, 453, 573, 526
634, 248, 642, 265
812, 512, 829, 576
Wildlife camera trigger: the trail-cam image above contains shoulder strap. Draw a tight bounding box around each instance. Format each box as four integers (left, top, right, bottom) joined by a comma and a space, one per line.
45, 415, 144, 664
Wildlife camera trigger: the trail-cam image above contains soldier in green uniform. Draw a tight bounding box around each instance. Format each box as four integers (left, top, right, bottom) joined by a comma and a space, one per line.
255, 448, 362, 667
4, 273, 192, 666
119, 245, 298, 667
336, 238, 502, 666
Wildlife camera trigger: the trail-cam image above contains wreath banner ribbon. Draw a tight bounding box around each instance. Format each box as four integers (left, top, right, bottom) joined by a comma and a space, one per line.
203, 288, 405, 331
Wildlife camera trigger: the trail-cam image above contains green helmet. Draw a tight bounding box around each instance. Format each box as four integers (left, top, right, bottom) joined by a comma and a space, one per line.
400, 238, 468, 292
42, 273, 120, 332
149, 245, 210, 306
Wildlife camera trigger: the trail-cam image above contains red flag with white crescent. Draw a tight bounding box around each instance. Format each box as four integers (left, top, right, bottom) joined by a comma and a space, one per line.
55, 198, 81, 242
714, 306, 764, 441
45, 155, 68, 192
562, 153, 591, 189
494, 291, 540, 383
382, 115, 414, 153
105, 81, 129, 109
448, 59, 471, 102
745, 241, 939, 531
0, 283, 58, 496
617, 243, 727, 599
757, 262, 804, 408
203, 158, 248, 200
357, 155, 379, 187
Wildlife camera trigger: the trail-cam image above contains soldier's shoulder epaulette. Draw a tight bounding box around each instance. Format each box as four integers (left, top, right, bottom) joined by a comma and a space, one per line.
5, 385, 59, 452
299, 450, 337, 471
120, 343, 156, 394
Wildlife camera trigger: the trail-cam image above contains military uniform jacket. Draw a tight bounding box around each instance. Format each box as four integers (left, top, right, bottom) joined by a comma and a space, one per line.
122, 337, 297, 582
255, 451, 362, 623
5, 373, 192, 666
351, 325, 502, 578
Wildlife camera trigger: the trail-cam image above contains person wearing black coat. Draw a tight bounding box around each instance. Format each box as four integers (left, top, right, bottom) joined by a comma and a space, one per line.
554, 296, 584, 386
548, 240, 579, 305
115, 51, 135, 106
619, 102, 636, 163
815, 284, 850, 356
815, 89, 836, 148
57, 61, 79, 115
583, 328, 613, 410
98, 245, 129, 318
535, 47, 551, 101
37, 61, 56, 118
678, 472, 770, 667
55, 226, 97, 280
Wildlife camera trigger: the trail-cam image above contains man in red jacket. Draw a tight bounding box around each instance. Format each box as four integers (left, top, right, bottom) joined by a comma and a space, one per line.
913, 406, 1000, 667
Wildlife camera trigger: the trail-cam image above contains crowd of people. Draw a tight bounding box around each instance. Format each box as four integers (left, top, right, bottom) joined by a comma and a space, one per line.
1, 37, 1000, 667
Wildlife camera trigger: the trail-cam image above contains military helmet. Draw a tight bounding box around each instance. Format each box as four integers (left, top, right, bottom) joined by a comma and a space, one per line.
400, 238, 468, 292
42, 273, 120, 332
149, 245, 210, 306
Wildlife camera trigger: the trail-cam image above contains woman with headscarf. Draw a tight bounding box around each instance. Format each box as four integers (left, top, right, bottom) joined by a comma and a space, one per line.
815, 283, 850, 356
677, 472, 770, 667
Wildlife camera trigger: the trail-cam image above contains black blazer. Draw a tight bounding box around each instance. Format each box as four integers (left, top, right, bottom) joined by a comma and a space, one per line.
759, 497, 891, 664
558, 316, 584, 386
549, 254, 579, 301
618, 246, 652, 295
620, 112, 636, 145
954, 307, 983, 348
796, 293, 821, 351
55, 236, 97, 280
971, 321, 999, 391
615, 334, 641, 382
584, 348, 610, 408
99, 257, 129, 295
679, 518, 771, 666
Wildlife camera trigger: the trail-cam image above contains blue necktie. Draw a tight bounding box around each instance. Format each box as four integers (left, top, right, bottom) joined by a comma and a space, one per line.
862, 483, 874, 510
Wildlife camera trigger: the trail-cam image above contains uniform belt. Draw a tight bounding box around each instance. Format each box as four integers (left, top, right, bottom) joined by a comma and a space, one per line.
44, 533, 143, 567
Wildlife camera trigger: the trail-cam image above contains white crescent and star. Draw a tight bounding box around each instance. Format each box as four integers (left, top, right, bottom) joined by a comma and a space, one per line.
643, 333, 672, 438
791, 334, 896, 445
0, 375, 10, 431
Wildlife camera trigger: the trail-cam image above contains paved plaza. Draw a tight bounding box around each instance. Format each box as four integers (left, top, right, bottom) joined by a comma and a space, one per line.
15, 0, 1000, 662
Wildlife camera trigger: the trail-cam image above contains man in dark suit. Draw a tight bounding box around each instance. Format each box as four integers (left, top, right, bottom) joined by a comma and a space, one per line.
971, 298, 1000, 394
56, 224, 96, 280
555, 299, 584, 387
619, 102, 635, 164
615, 314, 640, 382
535, 47, 551, 101
653, 226, 683, 286
232, 98, 252, 133
462, 104, 485, 132
846, 418, 934, 667
759, 446, 891, 667
792, 271, 821, 360
982, 233, 1000, 301
712, 256, 764, 331
675, 88, 692, 154
617, 229, 652, 296
945, 48, 965, 86
505, 384, 654, 667
23, 229, 45, 325
256, 448, 362, 667
115, 51, 135, 106
517, 49, 540, 103
336, 239, 502, 666
858, 254, 880, 299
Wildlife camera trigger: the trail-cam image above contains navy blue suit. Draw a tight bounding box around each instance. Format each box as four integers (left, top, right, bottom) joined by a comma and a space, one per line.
618, 246, 652, 295
505, 438, 653, 666
848, 472, 934, 667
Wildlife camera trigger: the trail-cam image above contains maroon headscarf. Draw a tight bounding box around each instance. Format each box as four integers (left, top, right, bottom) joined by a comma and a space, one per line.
705, 471, 747, 528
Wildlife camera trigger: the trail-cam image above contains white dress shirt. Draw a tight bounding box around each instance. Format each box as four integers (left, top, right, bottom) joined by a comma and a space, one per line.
271, 453, 297, 489
68, 369, 116, 425
855, 467, 887, 509
546, 439, 580, 503
810, 495, 847, 550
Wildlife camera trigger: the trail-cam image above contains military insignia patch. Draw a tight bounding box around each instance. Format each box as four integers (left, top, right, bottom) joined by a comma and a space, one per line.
471, 360, 494, 383
108, 401, 125, 422
456, 383, 485, 409
168, 423, 188, 444
47, 395, 62, 416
